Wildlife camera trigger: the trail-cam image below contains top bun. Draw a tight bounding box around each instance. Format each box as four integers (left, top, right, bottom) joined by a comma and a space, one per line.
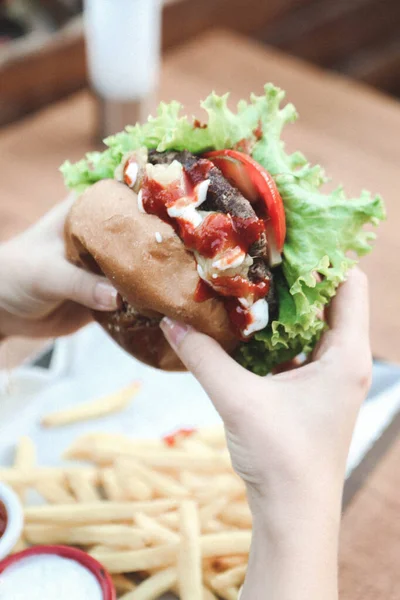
65, 179, 238, 370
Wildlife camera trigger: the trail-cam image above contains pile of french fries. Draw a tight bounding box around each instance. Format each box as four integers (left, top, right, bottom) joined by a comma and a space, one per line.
1, 426, 252, 599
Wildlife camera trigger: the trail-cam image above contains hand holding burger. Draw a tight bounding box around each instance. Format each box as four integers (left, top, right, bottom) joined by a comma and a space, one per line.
161, 268, 372, 600
0, 197, 118, 340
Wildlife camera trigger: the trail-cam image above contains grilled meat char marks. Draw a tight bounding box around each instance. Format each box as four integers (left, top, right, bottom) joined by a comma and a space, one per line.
148, 150, 267, 258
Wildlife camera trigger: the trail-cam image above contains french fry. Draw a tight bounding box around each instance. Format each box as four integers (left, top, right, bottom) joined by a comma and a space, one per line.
100, 468, 126, 501
117, 458, 188, 499
171, 585, 217, 600
34, 480, 76, 504
114, 460, 155, 501
41, 382, 141, 428
67, 470, 101, 502
64, 437, 134, 463
120, 568, 177, 600
220, 503, 252, 529
0, 468, 60, 485
66, 442, 230, 470
24, 499, 178, 524
65, 433, 164, 461
157, 511, 179, 531
196, 476, 244, 504
64, 439, 165, 464
203, 570, 239, 600
91, 531, 251, 574
202, 588, 218, 600
120, 476, 154, 502
112, 574, 137, 595
64, 441, 150, 466
201, 519, 229, 534
210, 585, 238, 600
210, 564, 247, 590
134, 512, 180, 544
180, 471, 208, 491
91, 544, 179, 573
179, 438, 215, 455
65, 447, 232, 470
73, 432, 161, 447
115, 450, 231, 472
179, 501, 202, 600
199, 497, 228, 525
64, 438, 113, 463
209, 555, 247, 573
13, 436, 36, 502
24, 524, 149, 549
194, 427, 226, 449
0, 466, 97, 485
201, 531, 251, 558
89, 544, 110, 555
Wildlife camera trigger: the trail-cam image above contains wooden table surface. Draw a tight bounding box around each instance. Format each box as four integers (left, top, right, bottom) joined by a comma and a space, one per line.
0, 30, 399, 597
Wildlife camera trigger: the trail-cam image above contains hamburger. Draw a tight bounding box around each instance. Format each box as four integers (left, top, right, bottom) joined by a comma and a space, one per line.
62, 84, 384, 374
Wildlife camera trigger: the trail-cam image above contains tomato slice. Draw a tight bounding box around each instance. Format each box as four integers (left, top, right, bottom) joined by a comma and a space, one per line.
203, 149, 286, 254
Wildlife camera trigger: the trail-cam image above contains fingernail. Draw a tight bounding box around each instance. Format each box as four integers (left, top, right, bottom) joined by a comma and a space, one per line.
160, 317, 190, 350
94, 282, 118, 310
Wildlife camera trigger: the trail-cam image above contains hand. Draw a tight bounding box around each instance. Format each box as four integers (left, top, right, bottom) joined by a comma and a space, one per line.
161, 269, 372, 600
0, 197, 118, 339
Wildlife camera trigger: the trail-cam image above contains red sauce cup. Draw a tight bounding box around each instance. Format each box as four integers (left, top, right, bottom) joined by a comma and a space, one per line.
0, 545, 116, 599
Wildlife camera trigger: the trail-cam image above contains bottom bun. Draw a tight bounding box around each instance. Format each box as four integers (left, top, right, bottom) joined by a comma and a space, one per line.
65, 180, 238, 371
93, 301, 185, 371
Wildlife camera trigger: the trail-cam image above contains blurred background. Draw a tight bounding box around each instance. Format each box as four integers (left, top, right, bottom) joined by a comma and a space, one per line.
1, 0, 399, 127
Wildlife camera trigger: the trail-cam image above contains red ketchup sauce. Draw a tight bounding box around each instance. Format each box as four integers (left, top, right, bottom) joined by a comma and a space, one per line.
135, 158, 270, 339
233, 121, 263, 154
194, 280, 218, 302
193, 119, 207, 129
0, 500, 8, 538
224, 299, 254, 334
163, 428, 196, 447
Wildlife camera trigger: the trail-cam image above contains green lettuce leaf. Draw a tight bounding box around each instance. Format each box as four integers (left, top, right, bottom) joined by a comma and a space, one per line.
60, 84, 385, 375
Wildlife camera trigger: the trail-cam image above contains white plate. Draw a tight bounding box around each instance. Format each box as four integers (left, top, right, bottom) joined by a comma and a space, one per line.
1, 323, 400, 475
0, 324, 222, 468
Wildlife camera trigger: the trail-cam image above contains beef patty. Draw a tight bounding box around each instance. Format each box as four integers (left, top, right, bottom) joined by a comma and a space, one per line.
148, 150, 268, 258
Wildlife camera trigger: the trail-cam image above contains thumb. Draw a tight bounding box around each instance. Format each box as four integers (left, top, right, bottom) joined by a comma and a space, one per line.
160, 317, 251, 421
49, 261, 119, 311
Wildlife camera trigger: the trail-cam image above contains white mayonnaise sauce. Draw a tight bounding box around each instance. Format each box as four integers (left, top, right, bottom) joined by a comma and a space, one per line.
137, 189, 146, 213
167, 203, 203, 228
0, 554, 103, 600
166, 180, 210, 228
125, 161, 138, 188
243, 298, 270, 337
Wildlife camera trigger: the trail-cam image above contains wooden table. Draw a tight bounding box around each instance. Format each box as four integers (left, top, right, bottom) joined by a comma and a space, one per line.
0, 30, 399, 598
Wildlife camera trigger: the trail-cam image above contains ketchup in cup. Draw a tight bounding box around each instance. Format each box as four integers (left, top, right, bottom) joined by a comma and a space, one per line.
0, 546, 116, 600
0, 502, 7, 539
